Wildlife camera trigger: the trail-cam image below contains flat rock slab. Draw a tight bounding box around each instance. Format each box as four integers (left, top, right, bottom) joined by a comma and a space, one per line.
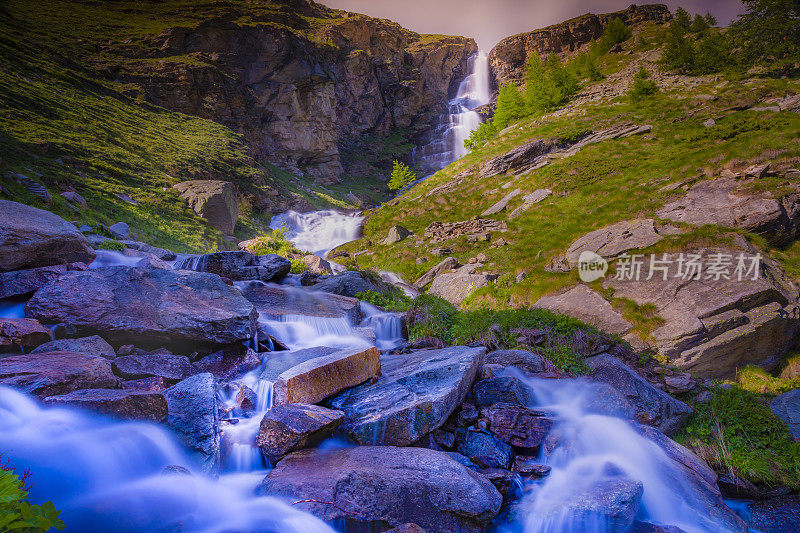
327, 346, 485, 445
0, 350, 119, 397
484, 349, 547, 377
175, 251, 290, 283
256, 403, 344, 464
25, 265, 257, 350
771, 389, 800, 441
43, 388, 167, 421
258, 346, 338, 382
0, 262, 87, 299
533, 284, 632, 335
240, 283, 362, 323
272, 346, 381, 406
113, 350, 194, 383
0, 199, 96, 272
258, 446, 502, 532
430, 264, 494, 306
31, 335, 115, 359
586, 354, 692, 436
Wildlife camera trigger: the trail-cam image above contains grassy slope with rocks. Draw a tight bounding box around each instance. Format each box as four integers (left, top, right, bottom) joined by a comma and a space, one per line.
0, 0, 462, 252
339, 19, 800, 489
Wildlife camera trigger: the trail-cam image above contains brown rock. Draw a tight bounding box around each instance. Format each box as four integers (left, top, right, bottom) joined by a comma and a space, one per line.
0, 318, 53, 351
533, 284, 632, 335
43, 388, 167, 421
256, 403, 344, 464
0, 350, 119, 397
173, 180, 238, 235
0, 262, 88, 299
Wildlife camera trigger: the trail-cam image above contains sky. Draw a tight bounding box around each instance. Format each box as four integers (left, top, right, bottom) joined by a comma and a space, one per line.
323, 0, 746, 50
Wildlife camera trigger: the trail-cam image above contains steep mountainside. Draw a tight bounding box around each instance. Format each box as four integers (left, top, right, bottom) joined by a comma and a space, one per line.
489, 4, 672, 87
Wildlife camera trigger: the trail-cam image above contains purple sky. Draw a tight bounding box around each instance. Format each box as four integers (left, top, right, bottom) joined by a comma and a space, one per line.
323, 0, 746, 50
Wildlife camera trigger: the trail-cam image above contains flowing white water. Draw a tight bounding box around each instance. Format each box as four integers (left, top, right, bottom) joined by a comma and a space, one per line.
0, 386, 335, 533
413, 50, 491, 172
507, 373, 744, 533
270, 210, 363, 258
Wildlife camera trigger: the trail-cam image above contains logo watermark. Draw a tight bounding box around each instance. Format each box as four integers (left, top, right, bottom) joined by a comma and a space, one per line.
579, 252, 761, 282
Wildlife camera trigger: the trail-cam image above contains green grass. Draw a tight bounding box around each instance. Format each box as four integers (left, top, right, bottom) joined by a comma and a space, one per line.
679, 386, 800, 489
736, 365, 800, 396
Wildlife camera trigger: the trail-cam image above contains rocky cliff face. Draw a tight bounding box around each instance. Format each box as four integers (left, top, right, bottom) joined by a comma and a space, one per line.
102, 0, 476, 184
488, 4, 672, 87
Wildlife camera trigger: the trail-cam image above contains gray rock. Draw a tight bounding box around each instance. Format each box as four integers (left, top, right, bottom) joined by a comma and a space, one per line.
472, 376, 532, 407
484, 349, 547, 377
301, 255, 333, 275
25, 265, 257, 351
586, 354, 692, 435
312, 270, 389, 297
43, 388, 167, 421
327, 346, 485, 445
508, 188, 553, 219
120, 240, 177, 261
257, 446, 502, 532
59, 191, 87, 210
456, 428, 513, 469
414, 256, 459, 289
239, 283, 362, 323
480, 403, 555, 449
272, 346, 381, 406
534, 284, 632, 335
547, 219, 663, 272
192, 344, 261, 382
164, 373, 220, 475
479, 138, 561, 179
173, 180, 238, 235
0, 351, 119, 398
258, 346, 338, 382
430, 263, 494, 306
482, 189, 521, 216
771, 389, 800, 441
31, 335, 115, 359
380, 225, 412, 245
0, 199, 96, 272
256, 403, 344, 464
175, 251, 290, 282
657, 178, 800, 247
0, 318, 53, 351
113, 349, 194, 383
108, 222, 131, 239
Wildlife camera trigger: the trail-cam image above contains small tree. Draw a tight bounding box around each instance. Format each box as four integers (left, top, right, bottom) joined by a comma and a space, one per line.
673, 7, 692, 32
690, 13, 710, 33
628, 66, 658, 102
494, 82, 527, 129
731, 0, 800, 63
660, 23, 696, 73
387, 160, 416, 191
704, 12, 718, 27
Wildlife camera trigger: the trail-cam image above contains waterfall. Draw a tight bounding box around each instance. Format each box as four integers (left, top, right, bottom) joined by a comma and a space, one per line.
413, 50, 491, 173
270, 210, 364, 258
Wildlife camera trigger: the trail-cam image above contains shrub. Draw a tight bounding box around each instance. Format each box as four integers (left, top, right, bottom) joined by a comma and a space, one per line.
464, 120, 497, 151
597, 17, 633, 54
0, 460, 65, 532
628, 66, 658, 102
680, 386, 800, 489
96, 239, 125, 251
405, 294, 459, 343
356, 290, 413, 312
289, 258, 308, 274
672, 7, 692, 33
493, 82, 528, 130
387, 160, 416, 191
242, 224, 299, 257
690, 13, 710, 33
730, 0, 800, 63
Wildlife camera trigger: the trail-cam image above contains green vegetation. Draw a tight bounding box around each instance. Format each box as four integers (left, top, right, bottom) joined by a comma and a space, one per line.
290, 259, 308, 274
730, 0, 800, 66
388, 161, 417, 191
96, 239, 125, 252
240, 225, 301, 258
680, 386, 800, 489
593, 17, 633, 55
0, 460, 64, 532
736, 365, 800, 395
628, 66, 658, 102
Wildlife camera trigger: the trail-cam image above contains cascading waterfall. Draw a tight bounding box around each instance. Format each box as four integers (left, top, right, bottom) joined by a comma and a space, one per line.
270, 210, 364, 258
413, 50, 491, 173
505, 372, 745, 533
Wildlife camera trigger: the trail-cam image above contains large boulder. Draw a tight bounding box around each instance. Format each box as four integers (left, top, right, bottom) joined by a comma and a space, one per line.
0, 350, 119, 397
480, 403, 555, 449
414, 256, 459, 289
0, 200, 96, 272
43, 388, 167, 421
31, 335, 115, 359
175, 251, 290, 282
192, 343, 261, 382
0, 262, 88, 299
604, 237, 800, 378
257, 446, 502, 532
0, 318, 53, 351
312, 270, 389, 297
430, 263, 495, 306
586, 354, 692, 436
112, 349, 194, 383
255, 403, 344, 464
173, 180, 238, 235
327, 346, 485, 445
547, 219, 664, 272
533, 284, 632, 335
455, 428, 514, 468
272, 346, 381, 406
239, 283, 362, 323
658, 178, 800, 247
25, 266, 258, 350
771, 389, 800, 441
483, 349, 548, 378
163, 373, 220, 475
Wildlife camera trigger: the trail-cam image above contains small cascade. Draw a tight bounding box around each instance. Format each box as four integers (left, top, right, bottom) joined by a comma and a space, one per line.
89, 250, 142, 269
270, 210, 364, 257
506, 373, 745, 533
413, 50, 491, 174
259, 313, 371, 351
360, 302, 405, 351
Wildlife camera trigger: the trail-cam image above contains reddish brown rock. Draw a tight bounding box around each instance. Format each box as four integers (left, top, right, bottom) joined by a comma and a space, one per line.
0, 318, 53, 351
0, 350, 119, 397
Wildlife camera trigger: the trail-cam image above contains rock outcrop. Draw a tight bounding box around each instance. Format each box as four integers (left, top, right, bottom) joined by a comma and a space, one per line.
0, 200, 96, 272
175, 250, 290, 282
25, 265, 258, 350
173, 180, 239, 235
771, 389, 800, 441
0, 350, 119, 398
488, 4, 672, 87
115, 0, 476, 183
257, 446, 502, 532
534, 284, 632, 335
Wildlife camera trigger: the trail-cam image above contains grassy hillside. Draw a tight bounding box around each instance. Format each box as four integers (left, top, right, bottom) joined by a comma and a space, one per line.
336, 22, 800, 309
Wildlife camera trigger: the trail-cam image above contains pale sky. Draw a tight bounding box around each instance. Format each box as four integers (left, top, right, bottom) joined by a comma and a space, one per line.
323, 0, 746, 50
